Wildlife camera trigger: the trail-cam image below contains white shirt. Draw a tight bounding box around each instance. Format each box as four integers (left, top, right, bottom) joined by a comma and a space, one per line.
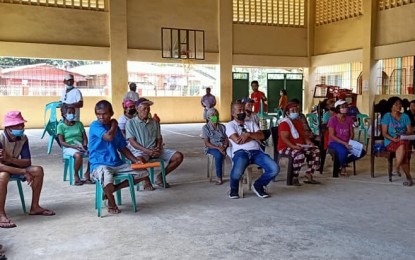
118, 114, 130, 131
60, 86, 83, 121
226, 120, 261, 153
123, 91, 139, 102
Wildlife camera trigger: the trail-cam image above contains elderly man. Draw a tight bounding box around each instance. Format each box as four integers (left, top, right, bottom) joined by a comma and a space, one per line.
60, 74, 83, 121
123, 83, 140, 102
0, 111, 55, 228
126, 98, 184, 188
226, 100, 279, 199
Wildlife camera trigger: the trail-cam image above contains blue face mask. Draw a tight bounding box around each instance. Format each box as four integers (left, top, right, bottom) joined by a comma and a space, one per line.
289, 112, 299, 120
66, 113, 75, 121
11, 129, 25, 137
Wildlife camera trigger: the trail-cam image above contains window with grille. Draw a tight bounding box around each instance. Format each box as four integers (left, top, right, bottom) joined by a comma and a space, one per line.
376, 56, 414, 95
0, 0, 106, 11
233, 0, 306, 27
315, 62, 363, 94
315, 0, 362, 26
379, 0, 415, 11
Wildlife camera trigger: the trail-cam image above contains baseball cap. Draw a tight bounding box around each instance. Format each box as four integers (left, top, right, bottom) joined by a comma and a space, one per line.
64, 74, 74, 81
241, 97, 254, 104
135, 98, 154, 106
334, 100, 347, 108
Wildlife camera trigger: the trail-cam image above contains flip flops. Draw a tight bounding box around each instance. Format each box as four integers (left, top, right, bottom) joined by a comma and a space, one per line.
0, 219, 16, 229
403, 179, 413, 187
29, 209, 56, 216
82, 179, 96, 185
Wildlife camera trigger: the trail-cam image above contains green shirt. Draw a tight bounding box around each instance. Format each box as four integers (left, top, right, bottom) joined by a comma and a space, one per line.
125, 117, 161, 148
57, 121, 85, 145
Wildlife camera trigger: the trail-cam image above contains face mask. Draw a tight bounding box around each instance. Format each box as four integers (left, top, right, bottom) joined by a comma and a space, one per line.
66, 113, 75, 121
289, 112, 299, 120
210, 115, 219, 123
236, 112, 246, 121
66, 85, 74, 90
340, 108, 348, 114
128, 109, 137, 116
11, 129, 24, 137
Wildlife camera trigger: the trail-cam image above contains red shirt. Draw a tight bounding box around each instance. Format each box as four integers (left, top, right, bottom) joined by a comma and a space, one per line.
250, 91, 266, 113
277, 120, 306, 152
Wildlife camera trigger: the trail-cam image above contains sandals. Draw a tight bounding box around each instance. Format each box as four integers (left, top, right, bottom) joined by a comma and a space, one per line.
403, 179, 413, 187
74, 179, 83, 186
215, 177, 223, 185
107, 206, 121, 214
0, 219, 16, 229
82, 178, 96, 184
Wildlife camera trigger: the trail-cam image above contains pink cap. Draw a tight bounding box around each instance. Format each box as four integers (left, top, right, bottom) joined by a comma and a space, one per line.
123, 99, 135, 108
3, 111, 27, 127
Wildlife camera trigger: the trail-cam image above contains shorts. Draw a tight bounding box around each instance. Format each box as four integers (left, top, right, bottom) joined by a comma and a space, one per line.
386, 140, 409, 152
63, 147, 84, 157
92, 163, 148, 188
128, 146, 176, 164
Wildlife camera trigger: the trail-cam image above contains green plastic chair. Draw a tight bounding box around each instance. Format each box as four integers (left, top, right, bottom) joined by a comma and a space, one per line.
94, 173, 137, 217
10, 176, 27, 213
306, 113, 319, 134
63, 153, 87, 185
41, 101, 61, 154
356, 113, 370, 146
274, 108, 284, 121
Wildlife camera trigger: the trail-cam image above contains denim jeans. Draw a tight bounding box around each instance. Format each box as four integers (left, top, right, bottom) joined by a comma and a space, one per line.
230, 149, 279, 192
206, 148, 225, 178
328, 141, 366, 168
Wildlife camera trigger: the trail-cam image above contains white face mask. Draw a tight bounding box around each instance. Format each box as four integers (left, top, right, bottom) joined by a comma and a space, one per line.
66, 84, 74, 90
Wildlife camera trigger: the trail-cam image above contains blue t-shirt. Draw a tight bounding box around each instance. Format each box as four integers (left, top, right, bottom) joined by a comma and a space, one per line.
380, 112, 410, 146
88, 120, 127, 171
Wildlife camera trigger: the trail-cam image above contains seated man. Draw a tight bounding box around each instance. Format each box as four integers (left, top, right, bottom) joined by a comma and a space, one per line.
0, 111, 55, 229
89, 100, 150, 214
242, 97, 270, 150
226, 100, 279, 199
278, 102, 321, 185
126, 98, 184, 188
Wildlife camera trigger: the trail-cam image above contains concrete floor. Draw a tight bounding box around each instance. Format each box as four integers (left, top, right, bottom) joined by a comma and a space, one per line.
1, 123, 415, 260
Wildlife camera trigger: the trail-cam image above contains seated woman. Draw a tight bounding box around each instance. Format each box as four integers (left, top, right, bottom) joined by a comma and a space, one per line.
277, 102, 321, 185
118, 99, 136, 137
322, 98, 336, 124
202, 108, 228, 185
57, 104, 94, 185
381, 97, 413, 186
327, 100, 366, 176
1, 111, 55, 229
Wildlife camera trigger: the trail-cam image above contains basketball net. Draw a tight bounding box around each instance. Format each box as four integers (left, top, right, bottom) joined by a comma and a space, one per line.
179, 50, 194, 73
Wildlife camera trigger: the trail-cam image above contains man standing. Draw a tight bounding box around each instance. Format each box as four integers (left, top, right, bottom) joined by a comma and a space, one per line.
201, 87, 216, 122
250, 80, 267, 113
123, 83, 140, 102
126, 98, 184, 188
61, 74, 83, 121
226, 101, 279, 199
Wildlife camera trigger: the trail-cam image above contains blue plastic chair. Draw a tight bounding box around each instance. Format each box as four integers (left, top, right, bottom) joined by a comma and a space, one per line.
41, 101, 61, 154
63, 154, 87, 185
10, 176, 27, 213
94, 174, 137, 217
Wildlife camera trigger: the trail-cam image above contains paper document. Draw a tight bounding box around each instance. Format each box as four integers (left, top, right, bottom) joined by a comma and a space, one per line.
400, 135, 415, 140
348, 140, 363, 157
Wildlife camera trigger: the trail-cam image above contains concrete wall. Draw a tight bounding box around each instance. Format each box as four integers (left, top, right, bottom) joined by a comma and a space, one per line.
313, 17, 364, 55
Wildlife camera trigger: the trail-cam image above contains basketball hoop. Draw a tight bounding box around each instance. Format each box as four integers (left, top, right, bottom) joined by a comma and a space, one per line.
180, 50, 194, 73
